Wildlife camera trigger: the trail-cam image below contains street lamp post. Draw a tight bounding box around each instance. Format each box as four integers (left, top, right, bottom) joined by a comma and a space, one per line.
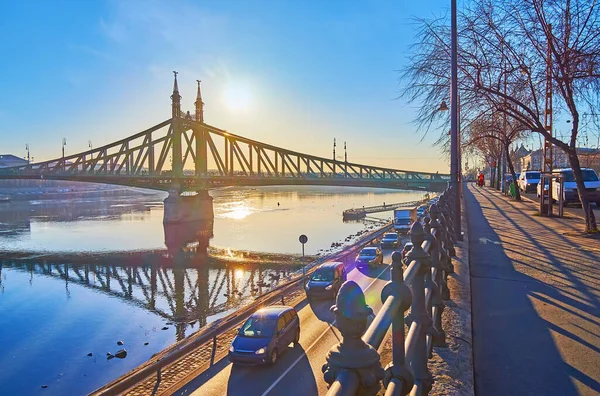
450, 0, 462, 239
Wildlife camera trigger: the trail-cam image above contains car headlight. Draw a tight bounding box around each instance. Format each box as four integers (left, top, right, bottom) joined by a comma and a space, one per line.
229, 345, 235, 353
255, 347, 266, 355
325, 285, 333, 290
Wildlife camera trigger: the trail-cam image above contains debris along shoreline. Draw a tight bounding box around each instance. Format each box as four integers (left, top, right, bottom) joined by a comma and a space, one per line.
0, 246, 315, 268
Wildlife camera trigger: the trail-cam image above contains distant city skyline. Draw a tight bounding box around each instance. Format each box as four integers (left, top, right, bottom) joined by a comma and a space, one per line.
1, 0, 454, 172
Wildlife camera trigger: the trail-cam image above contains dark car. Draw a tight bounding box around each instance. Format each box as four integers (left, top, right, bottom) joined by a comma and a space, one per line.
355, 247, 383, 269
305, 262, 346, 299
228, 306, 300, 365
401, 242, 413, 262
380, 232, 399, 249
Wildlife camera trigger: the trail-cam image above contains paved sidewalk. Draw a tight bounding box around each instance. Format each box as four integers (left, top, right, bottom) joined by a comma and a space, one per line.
465, 184, 600, 396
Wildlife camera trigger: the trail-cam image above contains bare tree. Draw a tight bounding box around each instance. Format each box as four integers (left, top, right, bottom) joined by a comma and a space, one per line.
465, 113, 527, 200
401, 0, 600, 232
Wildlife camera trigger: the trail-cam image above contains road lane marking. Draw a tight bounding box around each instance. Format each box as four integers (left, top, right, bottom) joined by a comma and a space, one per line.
261, 264, 391, 396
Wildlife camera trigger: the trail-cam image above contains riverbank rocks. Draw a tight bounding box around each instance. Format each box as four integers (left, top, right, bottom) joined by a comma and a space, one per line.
144, 342, 149, 346
87, 353, 92, 357
161, 326, 169, 330
117, 340, 124, 346
115, 349, 127, 359
41, 385, 48, 389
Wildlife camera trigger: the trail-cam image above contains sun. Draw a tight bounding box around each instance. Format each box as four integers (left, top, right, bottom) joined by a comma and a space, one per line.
223, 82, 253, 113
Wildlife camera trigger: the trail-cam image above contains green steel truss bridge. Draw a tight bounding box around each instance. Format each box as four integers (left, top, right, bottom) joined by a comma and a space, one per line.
0, 75, 449, 192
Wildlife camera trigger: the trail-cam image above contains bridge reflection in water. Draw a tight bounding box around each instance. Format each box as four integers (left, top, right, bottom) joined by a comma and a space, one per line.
0, 220, 299, 342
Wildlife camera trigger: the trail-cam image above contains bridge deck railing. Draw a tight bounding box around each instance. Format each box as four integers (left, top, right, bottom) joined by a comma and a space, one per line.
322, 187, 457, 395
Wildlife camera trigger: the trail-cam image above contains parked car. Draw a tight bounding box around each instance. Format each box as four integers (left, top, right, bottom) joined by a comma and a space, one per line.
401, 242, 413, 262
550, 168, 600, 206
380, 232, 399, 249
536, 178, 549, 198
228, 306, 300, 365
305, 262, 346, 299
355, 247, 383, 269
518, 171, 541, 193
417, 205, 427, 218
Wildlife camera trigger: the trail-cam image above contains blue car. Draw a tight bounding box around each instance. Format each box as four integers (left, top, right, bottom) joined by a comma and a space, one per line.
305, 262, 346, 299
228, 306, 300, 365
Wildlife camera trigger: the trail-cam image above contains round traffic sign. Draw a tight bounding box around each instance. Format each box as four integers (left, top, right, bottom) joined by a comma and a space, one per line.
299, 234, 308, 244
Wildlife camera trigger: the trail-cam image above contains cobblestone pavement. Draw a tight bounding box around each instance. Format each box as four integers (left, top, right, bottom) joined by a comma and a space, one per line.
467, 184, 600, 396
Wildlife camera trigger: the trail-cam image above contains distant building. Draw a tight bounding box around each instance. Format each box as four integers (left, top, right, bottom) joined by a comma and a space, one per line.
0, 154, 28, 168
520, 148, 600, 173
511, 145, 531, 173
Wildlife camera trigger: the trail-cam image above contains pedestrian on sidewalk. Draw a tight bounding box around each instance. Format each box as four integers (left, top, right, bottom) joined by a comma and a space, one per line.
478, 172, 484, 187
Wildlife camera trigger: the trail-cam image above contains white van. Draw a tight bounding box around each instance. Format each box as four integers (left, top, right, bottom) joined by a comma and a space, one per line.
551, 168, 600, 206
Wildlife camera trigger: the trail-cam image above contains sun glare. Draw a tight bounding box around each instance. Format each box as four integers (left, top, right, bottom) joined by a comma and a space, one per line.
223, 82, 253, 112
223, 204, 252, 220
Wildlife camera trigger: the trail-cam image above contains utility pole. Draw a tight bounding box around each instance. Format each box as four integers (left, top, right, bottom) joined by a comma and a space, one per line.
450, 0, 462, 239
62, 138, 67, 171
344, 141, 347, 162
333, 138, 336, 161
542, 24, 554, 215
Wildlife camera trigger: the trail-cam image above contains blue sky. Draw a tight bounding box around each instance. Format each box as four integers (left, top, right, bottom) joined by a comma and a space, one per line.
0, 0, 454, 172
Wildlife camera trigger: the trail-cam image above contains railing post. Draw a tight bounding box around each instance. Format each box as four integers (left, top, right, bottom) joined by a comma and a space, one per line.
429, 205, 451, 301
423, 213, 447, 348
382, 252, 414, 395
404, 223, 433, 393
322, 281, 384, 395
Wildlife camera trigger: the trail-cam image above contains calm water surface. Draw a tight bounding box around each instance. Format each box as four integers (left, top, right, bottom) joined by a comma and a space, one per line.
0, 186, 424, 395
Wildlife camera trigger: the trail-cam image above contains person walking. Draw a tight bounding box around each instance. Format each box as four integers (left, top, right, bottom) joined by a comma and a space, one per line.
478, 172, 485, 187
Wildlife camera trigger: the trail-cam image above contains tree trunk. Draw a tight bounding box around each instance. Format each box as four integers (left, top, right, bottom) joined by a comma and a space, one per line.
567, 148, 598, 232
505, 142, 521, 201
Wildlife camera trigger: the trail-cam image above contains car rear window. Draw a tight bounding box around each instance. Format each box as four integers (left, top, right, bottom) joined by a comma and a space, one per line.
526, 172, 540, 179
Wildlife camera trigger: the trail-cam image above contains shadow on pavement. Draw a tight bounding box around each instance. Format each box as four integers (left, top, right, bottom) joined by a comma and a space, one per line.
308, 298, 336, 324
226, 344, 317, 395
467, 185, 600, 395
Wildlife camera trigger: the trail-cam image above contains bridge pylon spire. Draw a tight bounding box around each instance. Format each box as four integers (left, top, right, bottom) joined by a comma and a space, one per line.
171, 71, 181, 118
195, 80, 204, 123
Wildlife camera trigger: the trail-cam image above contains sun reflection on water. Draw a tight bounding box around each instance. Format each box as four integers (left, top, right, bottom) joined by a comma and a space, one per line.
222, 203, 252, 219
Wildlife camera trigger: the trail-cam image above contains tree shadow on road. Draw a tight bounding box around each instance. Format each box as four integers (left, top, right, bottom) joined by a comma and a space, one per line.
467, 186, 600, 395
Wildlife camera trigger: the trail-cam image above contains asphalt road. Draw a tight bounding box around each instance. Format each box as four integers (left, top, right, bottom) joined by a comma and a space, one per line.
172, 246, 403, 396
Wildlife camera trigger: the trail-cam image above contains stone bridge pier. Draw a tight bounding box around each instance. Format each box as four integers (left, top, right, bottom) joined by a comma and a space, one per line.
163, 189, 214, 224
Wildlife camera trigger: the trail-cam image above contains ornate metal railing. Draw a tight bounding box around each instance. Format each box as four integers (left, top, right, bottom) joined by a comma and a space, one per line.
322, 188, 457, 395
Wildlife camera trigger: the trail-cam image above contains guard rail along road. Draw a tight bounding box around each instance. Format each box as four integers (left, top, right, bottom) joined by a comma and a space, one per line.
92, 218, 396, 395
322, 187, 457, 396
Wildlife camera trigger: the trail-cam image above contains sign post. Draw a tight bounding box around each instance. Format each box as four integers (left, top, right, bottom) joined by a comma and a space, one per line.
299, 234, 308, 278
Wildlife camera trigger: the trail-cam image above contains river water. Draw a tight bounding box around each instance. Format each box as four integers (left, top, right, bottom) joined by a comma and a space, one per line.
0, 186, 424, 395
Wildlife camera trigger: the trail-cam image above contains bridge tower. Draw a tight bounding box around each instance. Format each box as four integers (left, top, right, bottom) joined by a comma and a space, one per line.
171, 71, 184, 179
164, 73, 214, 224
194, 80, 208, 175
